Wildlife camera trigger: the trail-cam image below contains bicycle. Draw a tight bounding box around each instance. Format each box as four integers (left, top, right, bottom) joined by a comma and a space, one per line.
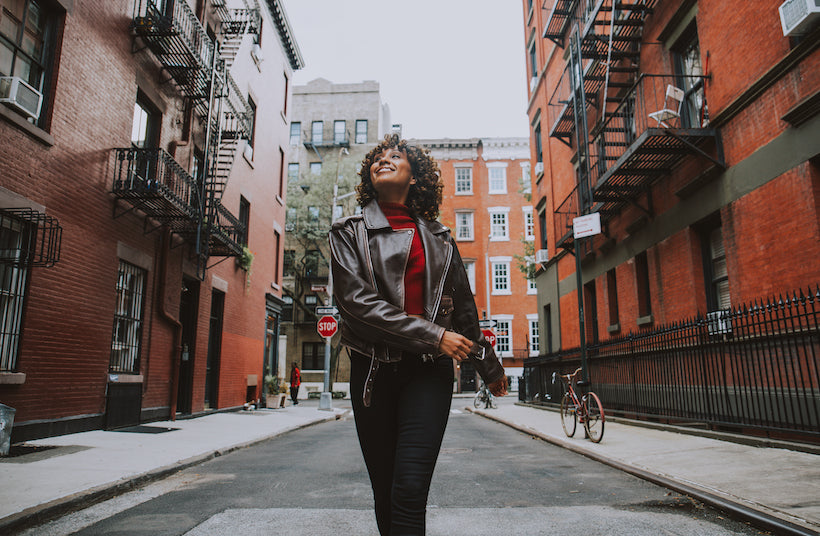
473, 382, 497, 409
554, 367, 605, 443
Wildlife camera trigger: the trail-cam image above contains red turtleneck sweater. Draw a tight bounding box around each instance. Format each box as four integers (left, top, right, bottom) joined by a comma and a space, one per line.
380, 202, 425, 315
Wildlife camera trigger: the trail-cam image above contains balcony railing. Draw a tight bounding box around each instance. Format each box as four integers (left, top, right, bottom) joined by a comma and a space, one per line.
303, 130, 351, 150
207, 200, 245, 257
587, 74, 723, 216
131, 0, 214, 107
112, 147, 201, 238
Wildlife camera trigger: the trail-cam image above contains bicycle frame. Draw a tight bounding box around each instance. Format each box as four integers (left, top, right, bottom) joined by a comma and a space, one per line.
556, 367, 605, 442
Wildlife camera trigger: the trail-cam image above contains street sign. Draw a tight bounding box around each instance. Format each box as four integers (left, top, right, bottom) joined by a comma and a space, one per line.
317, 315, 338, 338
311, 284, 328, 293
315, 306, 338, 316
481, 329, 497, 348
478, 319, 497, 329
573, 212, 602, 239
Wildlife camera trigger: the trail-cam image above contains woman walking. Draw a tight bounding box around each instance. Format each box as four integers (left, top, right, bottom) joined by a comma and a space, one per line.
329, 134, 507, 535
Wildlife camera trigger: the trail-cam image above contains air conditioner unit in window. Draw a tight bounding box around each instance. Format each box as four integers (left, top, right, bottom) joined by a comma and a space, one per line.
706, 310, 732, 335
534, 162, 544, 176
535, 249, 549, 264
251, 43, 264, 64
779, 0, 820, 36
0, 76, 43, 120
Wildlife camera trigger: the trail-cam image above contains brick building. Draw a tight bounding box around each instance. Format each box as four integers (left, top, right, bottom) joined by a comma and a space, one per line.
0, 0, 302, 441
524, 0, 820, 354
417, 137, 536, 391
283, 78, 392, 398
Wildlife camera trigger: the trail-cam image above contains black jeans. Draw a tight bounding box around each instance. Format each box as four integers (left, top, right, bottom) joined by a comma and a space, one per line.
350, 351, 454, 536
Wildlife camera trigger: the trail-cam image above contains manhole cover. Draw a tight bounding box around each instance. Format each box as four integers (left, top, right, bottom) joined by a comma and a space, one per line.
111, 425, 180, 434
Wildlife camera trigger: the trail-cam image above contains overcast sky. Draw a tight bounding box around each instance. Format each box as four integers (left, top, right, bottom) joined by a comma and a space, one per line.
279, 0, 530, 140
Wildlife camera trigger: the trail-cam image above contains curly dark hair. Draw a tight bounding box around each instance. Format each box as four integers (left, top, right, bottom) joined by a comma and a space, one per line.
356, 134, 443, 221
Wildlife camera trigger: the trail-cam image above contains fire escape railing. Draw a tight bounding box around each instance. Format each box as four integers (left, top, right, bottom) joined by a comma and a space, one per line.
207, 200, 245, 257
112, 147, 201, 232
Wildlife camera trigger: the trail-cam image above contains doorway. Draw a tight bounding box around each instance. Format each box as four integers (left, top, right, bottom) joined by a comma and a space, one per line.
177, 276, 199, 414
204, 289, 225, 409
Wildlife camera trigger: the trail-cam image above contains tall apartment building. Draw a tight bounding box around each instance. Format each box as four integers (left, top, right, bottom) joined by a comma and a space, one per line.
417, 137, 536, 391
0, 0, 302, 441
524, 0, 819, 354
283, 78, 391, 397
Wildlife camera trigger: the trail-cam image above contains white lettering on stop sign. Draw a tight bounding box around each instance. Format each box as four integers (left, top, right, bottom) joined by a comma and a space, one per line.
481, 329, 496, 347
317, 315, 338, 338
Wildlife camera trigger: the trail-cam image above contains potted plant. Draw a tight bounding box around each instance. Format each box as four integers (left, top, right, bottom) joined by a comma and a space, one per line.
237, 246, 254, 288
265, 375, 288, 408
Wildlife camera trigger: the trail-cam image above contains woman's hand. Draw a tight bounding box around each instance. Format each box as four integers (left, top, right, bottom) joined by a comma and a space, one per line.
438, 330, 473, 362
488, 376, 508, 397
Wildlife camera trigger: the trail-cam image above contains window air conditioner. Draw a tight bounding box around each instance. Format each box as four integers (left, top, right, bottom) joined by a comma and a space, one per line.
530, 77, 538, 92
535, 249, 549, 264
251, 44, 264, 63
706, 310, 732, 335
779, 0, 820, 36
0, 76, 43, 120
534, 162, 544, 176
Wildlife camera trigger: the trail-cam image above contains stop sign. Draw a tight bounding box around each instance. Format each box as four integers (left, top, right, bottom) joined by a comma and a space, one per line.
481, 329, 496, 347
317, 315, 338, 338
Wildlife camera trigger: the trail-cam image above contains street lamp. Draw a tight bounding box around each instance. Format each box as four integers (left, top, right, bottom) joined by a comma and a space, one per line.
319, 147, 349, 410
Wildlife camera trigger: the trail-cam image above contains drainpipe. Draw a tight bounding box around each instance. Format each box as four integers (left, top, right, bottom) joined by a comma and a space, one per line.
160, 228, 183, 420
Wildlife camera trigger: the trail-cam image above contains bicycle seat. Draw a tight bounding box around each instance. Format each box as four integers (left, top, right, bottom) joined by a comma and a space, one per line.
576, 380, 591, 388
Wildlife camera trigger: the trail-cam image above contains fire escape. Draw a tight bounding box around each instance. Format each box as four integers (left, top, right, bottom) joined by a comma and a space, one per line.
112, 0, 260, 279
544, 0, 725, 254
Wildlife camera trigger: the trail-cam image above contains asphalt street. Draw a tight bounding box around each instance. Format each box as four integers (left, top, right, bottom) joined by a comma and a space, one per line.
19, 398, 772, 536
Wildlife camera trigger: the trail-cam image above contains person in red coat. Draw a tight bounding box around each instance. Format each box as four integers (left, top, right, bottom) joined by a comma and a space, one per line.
289, 362, 301, 405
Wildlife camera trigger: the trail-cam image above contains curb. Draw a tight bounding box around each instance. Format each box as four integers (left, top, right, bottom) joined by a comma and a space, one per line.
466, 407, 818, 536
0, 412, 341, 535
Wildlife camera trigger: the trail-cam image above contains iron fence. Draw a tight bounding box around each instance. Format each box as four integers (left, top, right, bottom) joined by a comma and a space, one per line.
522, 286, 820, 443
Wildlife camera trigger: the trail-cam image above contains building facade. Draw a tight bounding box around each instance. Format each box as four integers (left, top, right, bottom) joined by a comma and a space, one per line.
524, 0, 820, 354
283, 78, 392, 397
416, 137, 536, 391
0, 0, 302, 441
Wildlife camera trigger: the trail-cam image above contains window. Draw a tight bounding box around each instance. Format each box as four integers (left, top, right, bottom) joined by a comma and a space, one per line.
703, 225, 730, 311
528, 40, 537, 86
310, 162, 321, 176
307, 206, 320, 222
302, 341, 324, 370
494, 318, 512, 356
311, 120, 322, 144
0, 214, 31, 372
455, 167, 472, 194
288, 162, 299, 182
334, 120, 345, 144
487, 163, 507, 194
528, 314, 540, 356
0, 0, 58, 127
489, 208, 510, 241
607, 268, 619, 329
277, 147, 285, 197
490, 257, 512, 295
304, 249, 319, 278
672, 23, 705, 128
455, 211, 474, 241
538, 207, 548, 250
534, 120, 543, 164
272, 230, 281, 285
283, 249, 295, 276
239, 196, 250, 246
635, 251, 652, 321
523, 207, 535, 241
463, 260, 476, 294
282, 71, 288, 115
247, 95, 257, 151
355, 119, 367, 143
131, 94, 160, 149
527, 273, 537, 294
285, 208, 296, 232
110, 261, 146, 374
520, 163, 532, 194
289, 121, 300, 145
281, 295, 293, 322
584, 280, 599, 343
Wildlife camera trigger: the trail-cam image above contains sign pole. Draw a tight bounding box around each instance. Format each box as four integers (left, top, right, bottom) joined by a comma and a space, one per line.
574, 236, 589, 385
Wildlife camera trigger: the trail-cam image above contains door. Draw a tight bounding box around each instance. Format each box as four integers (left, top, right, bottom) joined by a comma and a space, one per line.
177, 277, 199, 414
204, 289, 225, 408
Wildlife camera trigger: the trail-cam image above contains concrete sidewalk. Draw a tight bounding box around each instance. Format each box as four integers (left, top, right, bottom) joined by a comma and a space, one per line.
0, 404, 344, 534
470, 402, 820, 536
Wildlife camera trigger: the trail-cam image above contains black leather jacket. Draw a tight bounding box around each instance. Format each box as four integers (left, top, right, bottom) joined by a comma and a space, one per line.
329, 201, 505, 402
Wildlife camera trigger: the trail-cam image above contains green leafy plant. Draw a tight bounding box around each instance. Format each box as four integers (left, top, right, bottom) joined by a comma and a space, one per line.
265, 375, 287, 395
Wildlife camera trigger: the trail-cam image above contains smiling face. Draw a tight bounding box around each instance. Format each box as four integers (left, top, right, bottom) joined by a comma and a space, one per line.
369, 147, 415, 205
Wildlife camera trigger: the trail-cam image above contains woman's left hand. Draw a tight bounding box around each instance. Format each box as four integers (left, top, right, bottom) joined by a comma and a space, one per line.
488, 376, 508, 397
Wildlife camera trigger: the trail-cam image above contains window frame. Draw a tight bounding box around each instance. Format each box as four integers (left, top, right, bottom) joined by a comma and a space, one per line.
311, 120, 323, 144
289, 121, 301, 145
488, 207, 510, 241
355, 119, 367, 143
454, 166, 473, 195
487, 162, 508, 194
109, 260, 147, 374
455, 210, 474, 241
490, 256, 512, 295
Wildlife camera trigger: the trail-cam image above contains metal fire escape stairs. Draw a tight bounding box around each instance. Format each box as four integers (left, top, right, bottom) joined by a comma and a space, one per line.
554, 0, 655, 254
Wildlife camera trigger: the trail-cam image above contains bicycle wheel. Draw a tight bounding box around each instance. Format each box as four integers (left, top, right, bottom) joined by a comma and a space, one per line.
473, 392, 482, 408
560, 393, 576, 437
583, 392, 605, 443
